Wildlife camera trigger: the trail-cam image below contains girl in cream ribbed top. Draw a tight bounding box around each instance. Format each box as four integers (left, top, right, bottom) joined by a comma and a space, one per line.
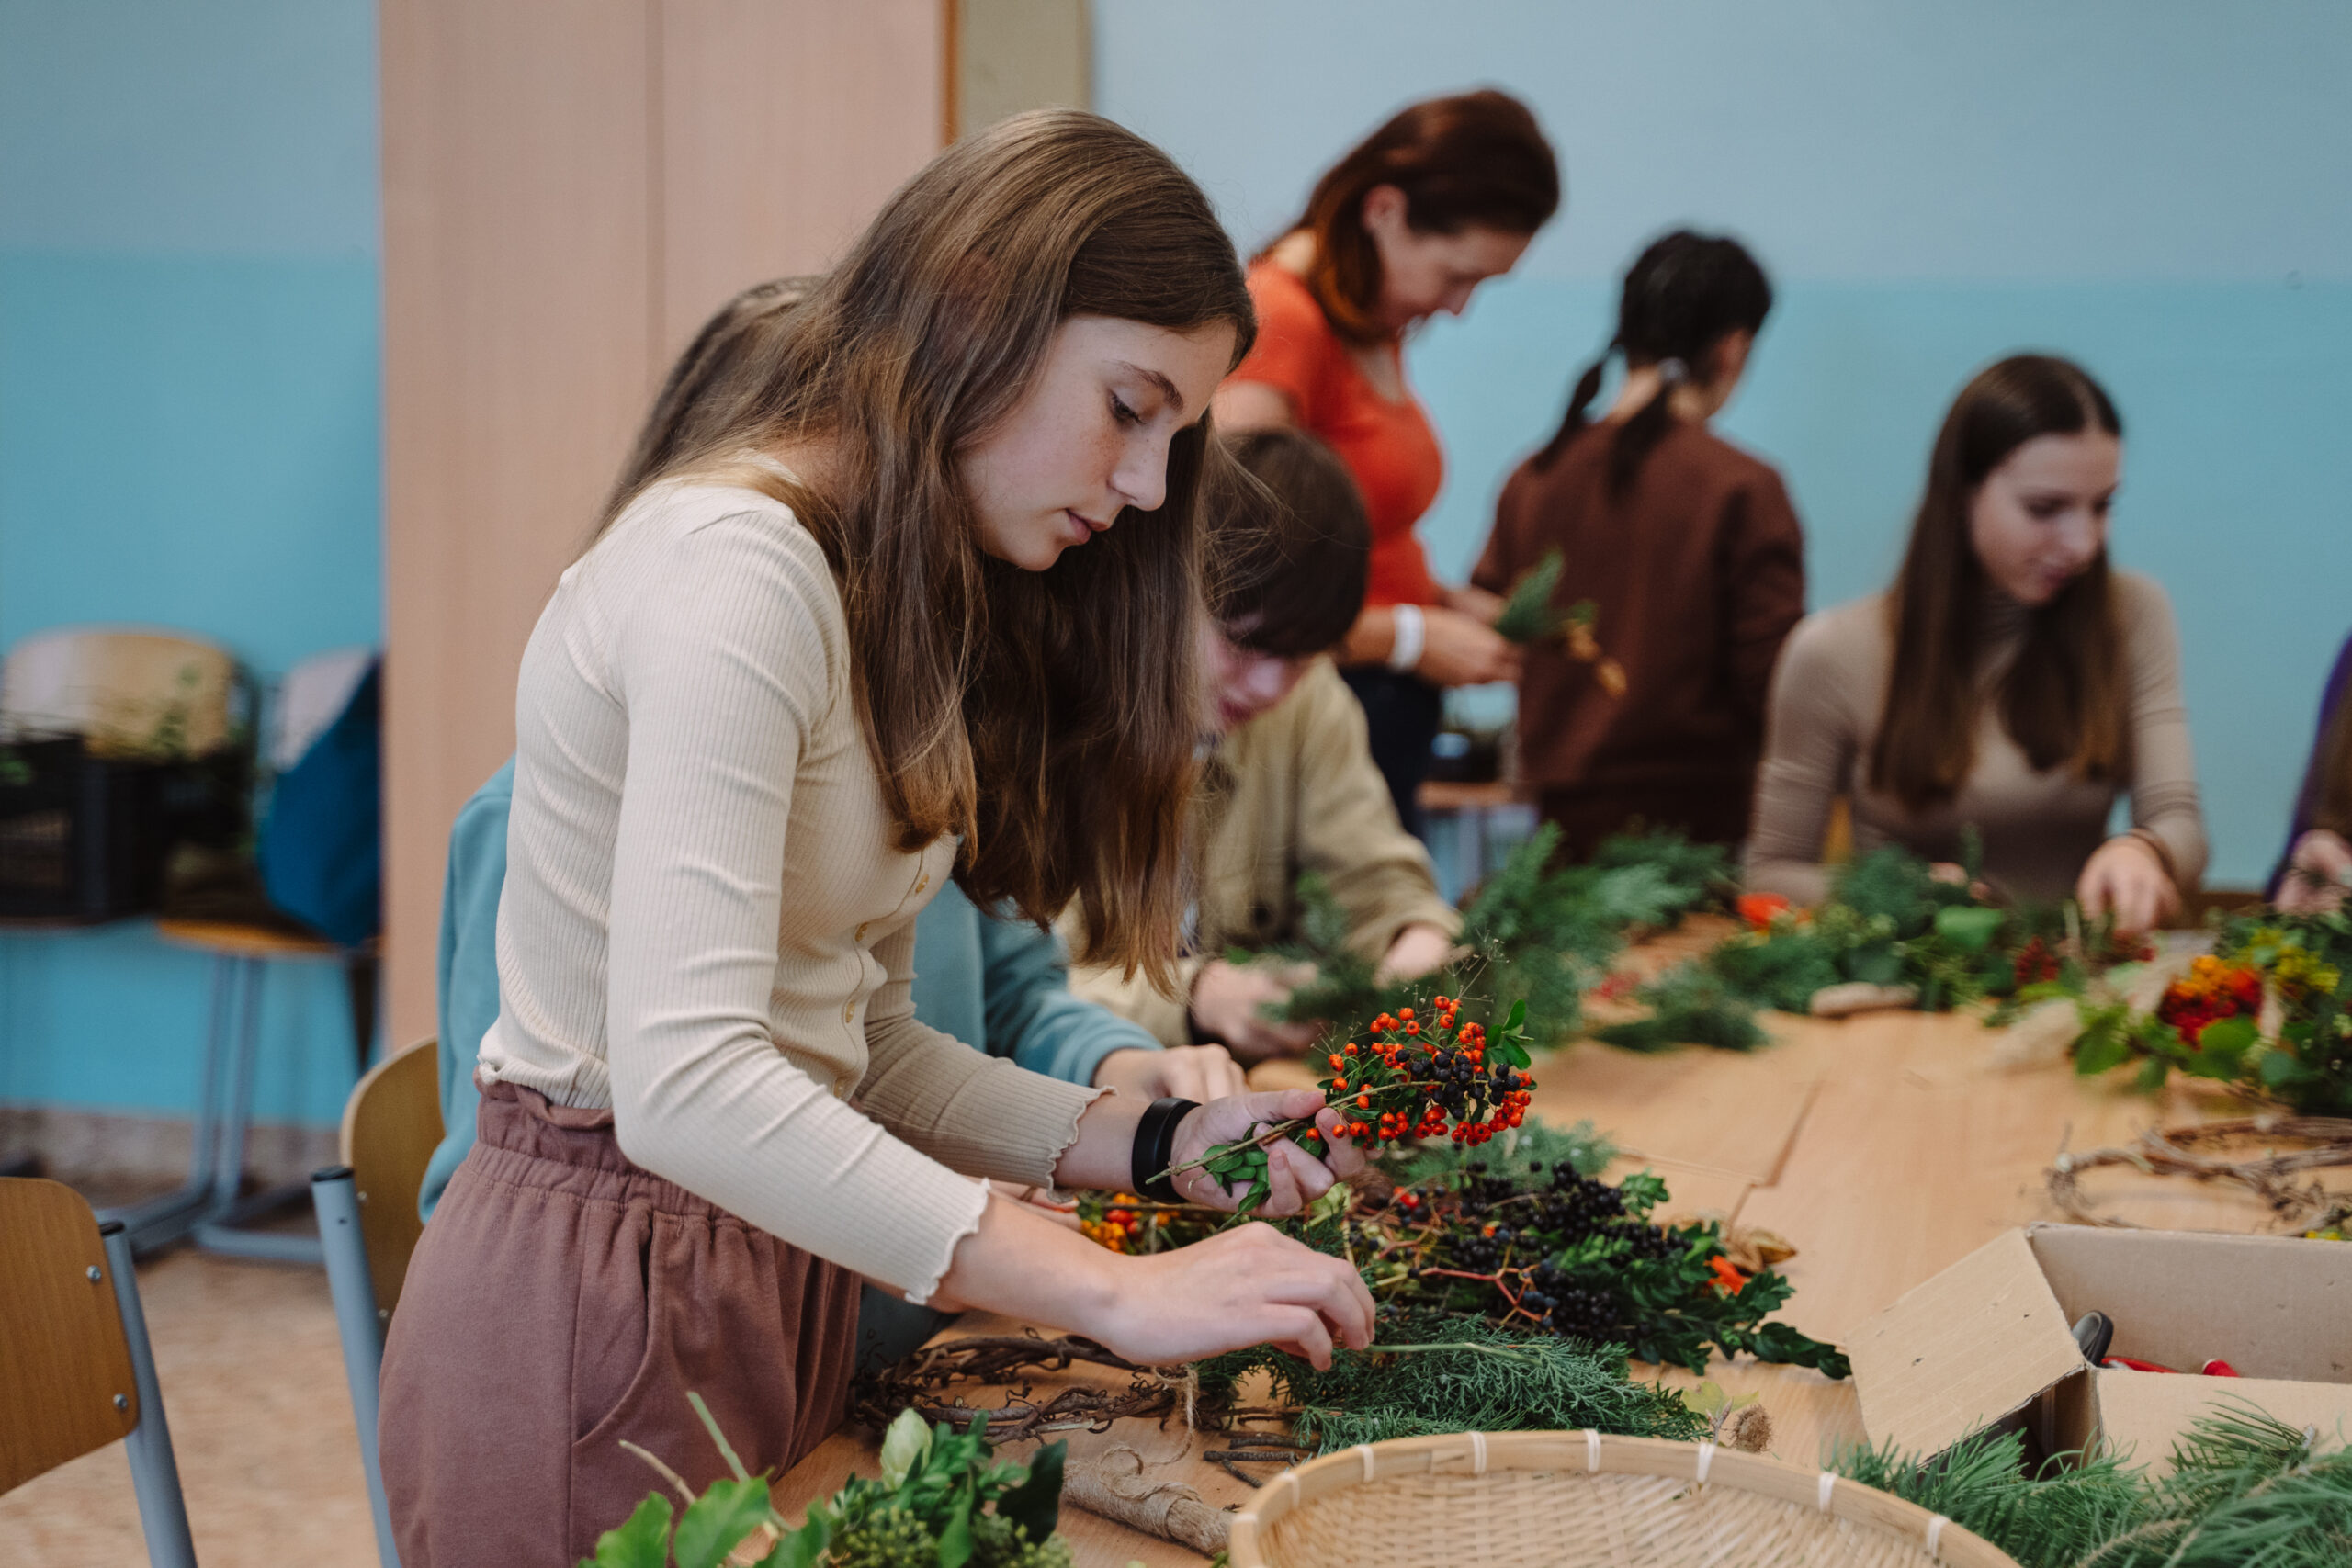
481, 479, 1098, 1302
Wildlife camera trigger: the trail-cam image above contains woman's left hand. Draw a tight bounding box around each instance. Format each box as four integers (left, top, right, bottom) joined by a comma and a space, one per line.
2076, 835, 2178, 934
1442, 582, 1507, 626
1165, 1089, 1367, 1216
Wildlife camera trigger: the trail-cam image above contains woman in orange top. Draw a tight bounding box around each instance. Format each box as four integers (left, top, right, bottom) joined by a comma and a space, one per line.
1215, 91, 1561, 836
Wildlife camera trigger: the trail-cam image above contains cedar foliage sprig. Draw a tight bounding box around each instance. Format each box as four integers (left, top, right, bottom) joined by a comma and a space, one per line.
1834, 1406, 2352, 1568
1490, 549, 1569, 643
1610, 838, 2139, 1050
1260, 826, 1729, 1054
1193, 1307, 1705, 1452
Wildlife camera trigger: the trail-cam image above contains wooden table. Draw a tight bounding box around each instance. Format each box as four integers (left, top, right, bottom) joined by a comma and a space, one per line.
775, 919, 2343, 1564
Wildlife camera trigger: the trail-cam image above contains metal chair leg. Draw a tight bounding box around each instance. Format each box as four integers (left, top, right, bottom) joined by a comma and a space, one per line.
193, 956, 321, 1264
103, 953, 237, 1254
312, 1167, 399, 1568
99, 1220, 198, 1568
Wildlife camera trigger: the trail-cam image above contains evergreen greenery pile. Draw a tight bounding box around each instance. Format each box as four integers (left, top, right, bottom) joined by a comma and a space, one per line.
1264, 825, 1730, 1052
1834, 1407, 2352, 1568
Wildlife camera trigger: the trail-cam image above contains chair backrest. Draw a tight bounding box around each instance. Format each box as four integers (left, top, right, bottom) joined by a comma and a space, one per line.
340, 1036, 445, 1318
0, 626, 238, 759
0, 1179, 142, 1494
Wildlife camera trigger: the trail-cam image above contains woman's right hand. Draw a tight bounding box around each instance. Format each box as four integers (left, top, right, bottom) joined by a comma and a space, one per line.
2278, 829, 2352, 913
1088, 1221, 1377, 1370
1415, 605, 1523, 687
935, 1190, 1376, 1372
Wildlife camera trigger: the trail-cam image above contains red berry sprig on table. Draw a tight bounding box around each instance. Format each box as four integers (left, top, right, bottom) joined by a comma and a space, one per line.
1164, 997, 1538, 1213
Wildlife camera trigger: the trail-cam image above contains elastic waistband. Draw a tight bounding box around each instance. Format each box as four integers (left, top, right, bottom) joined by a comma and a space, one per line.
468, 1079, 743, 1224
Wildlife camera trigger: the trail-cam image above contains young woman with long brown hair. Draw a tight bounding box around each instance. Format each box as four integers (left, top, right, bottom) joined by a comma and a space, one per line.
1214, 90, 1560, 837
377, 113, 1373, 1567
1746, 355, 2205, 930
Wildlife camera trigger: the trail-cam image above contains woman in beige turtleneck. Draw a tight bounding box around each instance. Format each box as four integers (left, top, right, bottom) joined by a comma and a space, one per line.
1746, 355, 2204, 929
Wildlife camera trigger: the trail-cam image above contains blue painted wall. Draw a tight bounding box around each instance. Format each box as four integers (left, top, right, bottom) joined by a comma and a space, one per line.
0, 1, 381, 1124
1098, 0, 2352, 887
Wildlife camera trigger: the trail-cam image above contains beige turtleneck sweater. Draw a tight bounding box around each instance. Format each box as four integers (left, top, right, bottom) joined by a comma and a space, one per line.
479, 479, 1102, 1302
1744, 570, 2206, 906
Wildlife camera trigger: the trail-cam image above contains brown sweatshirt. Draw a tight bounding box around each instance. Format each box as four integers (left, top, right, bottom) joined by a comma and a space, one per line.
1474, 421, 1806, 810
1744, 573, 2208, 906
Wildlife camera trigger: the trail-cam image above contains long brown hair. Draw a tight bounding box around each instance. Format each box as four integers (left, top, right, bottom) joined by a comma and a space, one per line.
1288, 90, 1558, 344
1532, 230, 1771, 492
2312, 692, 2352, 840
601, 275, 820, 521
1869, 355, 2126, 810
613, 111, 1254, 987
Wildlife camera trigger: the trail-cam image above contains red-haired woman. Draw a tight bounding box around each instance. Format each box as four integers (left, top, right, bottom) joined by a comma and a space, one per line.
1215, 90, 1560, 836
1746, 355, 2205, 931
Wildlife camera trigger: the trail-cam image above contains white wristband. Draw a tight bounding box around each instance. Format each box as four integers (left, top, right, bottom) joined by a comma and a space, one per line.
1386, 604, 1426, 672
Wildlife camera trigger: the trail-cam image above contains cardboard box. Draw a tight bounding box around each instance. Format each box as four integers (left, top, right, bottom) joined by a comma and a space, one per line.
1849, 1224, 2352, 1473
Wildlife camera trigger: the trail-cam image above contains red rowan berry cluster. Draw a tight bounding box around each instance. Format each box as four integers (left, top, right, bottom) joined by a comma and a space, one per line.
1171, 997, 1538, 1213
1300, 996, 1533, 1157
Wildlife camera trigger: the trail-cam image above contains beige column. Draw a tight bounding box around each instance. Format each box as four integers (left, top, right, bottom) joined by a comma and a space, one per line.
379, 1, 949, 1044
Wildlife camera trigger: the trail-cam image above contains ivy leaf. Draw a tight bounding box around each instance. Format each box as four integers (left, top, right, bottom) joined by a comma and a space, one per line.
582, 1493, 673, 1568
2075, 1024, 2132, 1077
1934, 905, 2006, 954
2134, 1056, 2171, 1092
2260, 1049, 2304, 1088
673, 1478, 777, 1568
993, 1439, 1065, 1543
756, 1517, 830, 1568
2195, 1014, 2258, 1071
935, 1495, 975, 1568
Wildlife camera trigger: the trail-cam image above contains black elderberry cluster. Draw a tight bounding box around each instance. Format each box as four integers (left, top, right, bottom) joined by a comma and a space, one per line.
1422, 1159, 1687, 1345
1419, 1052, 1530, 1121
1518, 1260, 1620, 1342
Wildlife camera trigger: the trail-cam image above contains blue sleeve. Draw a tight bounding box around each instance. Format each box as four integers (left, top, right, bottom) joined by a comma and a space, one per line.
977, 906, 1160, 1088
419, 761, 514, 1221
2270, 632, 2352, 896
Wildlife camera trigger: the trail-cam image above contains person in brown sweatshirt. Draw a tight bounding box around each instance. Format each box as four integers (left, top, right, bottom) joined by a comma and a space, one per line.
1475, 231, 1804, 862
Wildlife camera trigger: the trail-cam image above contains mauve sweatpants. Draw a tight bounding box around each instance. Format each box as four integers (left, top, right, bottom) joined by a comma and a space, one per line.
378, 1082, 862, 1568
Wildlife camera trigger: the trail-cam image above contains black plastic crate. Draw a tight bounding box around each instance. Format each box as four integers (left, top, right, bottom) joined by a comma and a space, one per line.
0, 736, 186, 920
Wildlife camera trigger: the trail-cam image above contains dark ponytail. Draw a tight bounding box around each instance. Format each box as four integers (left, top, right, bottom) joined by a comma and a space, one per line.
1532, 230, 1772, 491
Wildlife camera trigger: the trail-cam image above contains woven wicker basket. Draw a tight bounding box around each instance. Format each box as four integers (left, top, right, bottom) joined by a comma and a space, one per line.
1228, 1431, 2019, 1568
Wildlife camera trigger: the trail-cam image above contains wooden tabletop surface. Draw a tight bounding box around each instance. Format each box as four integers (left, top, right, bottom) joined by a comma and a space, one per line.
773, 916, 2346, 1565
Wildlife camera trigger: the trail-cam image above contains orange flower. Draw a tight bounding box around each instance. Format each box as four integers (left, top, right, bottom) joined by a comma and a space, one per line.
1707, 1256, 1748, 1295
1736, 892, 1792, 931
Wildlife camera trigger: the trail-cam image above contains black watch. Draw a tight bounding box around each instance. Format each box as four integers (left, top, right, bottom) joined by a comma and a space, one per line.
1132, 1097, 1200, 1204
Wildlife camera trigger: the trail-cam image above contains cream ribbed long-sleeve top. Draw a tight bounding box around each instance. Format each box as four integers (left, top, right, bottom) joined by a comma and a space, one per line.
1744, 570, 2207, 907
478, 479, 1102, 1302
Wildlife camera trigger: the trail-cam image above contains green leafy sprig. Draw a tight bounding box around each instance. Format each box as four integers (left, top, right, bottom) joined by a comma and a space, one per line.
582, 1398, 1069, 1568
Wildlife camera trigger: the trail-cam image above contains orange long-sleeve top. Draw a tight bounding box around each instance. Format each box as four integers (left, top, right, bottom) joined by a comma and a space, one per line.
1227, 262, 1445, 609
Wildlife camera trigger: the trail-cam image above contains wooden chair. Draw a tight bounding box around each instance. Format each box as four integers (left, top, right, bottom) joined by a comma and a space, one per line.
0, 1178, 198, 1567
312, 1036, 443, 1568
